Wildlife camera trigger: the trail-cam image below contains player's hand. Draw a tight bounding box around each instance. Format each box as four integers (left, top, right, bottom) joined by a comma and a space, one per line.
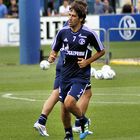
48, 55, 55, 63
48, 51, 57, 63
77, 58, 88, 68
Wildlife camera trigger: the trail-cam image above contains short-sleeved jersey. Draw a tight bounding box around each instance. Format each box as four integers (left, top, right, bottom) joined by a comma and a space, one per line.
51, 25, 104, 83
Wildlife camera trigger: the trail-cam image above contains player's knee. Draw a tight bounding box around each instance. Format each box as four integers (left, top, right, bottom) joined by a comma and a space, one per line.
85, 90, 92, 98
88, 92, 92, 98
64, 101, 73, 111
64, 97, 76, 111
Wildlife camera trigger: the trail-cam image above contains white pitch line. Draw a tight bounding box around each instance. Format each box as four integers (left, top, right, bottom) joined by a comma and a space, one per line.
1, 93, 36, 102
1, 93, 140, 105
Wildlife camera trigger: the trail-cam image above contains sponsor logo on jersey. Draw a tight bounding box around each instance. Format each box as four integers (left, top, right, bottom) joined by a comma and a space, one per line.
66, 51, 85, 56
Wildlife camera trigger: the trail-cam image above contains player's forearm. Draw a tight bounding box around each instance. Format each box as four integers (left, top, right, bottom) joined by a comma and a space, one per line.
86, 50, 105, 65
48, 50, 58, 63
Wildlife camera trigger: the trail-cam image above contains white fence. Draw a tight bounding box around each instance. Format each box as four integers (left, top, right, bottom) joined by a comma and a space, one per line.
0, 15, 99, 46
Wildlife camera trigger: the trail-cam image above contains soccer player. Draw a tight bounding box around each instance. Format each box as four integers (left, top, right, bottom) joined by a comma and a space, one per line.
34, 0, 93, 137
48, 1, 105, 139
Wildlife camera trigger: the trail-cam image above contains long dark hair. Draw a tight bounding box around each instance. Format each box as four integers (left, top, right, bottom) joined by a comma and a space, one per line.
70, 0, 87, 24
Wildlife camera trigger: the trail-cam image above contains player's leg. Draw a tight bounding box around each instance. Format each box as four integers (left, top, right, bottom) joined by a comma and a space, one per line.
72, 88, 93, 134
72, 88, 92, 133
61, 103, 73, 140
78, 88, 92, 114
63, 82, 89, 139
64, 95, 89, 139
33, 89, 59, 136
34, 72, 60, 136
41, 88, 59, 116
60, 81, 89, 139
40, 73, 60, 116
60, 82, 74, 140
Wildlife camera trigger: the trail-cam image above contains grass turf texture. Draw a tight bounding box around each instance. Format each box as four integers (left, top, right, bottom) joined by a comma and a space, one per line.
0, 42, 140, 140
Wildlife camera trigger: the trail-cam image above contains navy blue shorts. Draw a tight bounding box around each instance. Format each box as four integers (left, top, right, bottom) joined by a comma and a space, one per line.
59, 80, 89, 103
54, 75, 91, 90
53, 69, 91, 90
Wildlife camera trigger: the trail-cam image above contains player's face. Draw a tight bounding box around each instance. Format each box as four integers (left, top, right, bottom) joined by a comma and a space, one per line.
0, 0, 3, 4
68, 9, 82, 30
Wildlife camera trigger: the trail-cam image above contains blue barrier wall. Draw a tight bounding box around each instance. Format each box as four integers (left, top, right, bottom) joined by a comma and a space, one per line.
100, 14, 140, 41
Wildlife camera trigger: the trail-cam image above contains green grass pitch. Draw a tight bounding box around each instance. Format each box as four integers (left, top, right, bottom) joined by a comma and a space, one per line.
0, 42, 140, 140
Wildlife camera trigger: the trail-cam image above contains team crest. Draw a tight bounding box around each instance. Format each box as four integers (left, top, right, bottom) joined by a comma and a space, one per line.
119, 16, 136, 40
79, 38, 85, 45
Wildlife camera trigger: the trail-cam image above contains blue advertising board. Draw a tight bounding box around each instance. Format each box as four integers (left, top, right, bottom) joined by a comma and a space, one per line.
100, 14, 140, 41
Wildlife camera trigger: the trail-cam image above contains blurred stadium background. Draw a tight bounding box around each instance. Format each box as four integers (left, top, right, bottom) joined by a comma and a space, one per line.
0, 0, 140, 140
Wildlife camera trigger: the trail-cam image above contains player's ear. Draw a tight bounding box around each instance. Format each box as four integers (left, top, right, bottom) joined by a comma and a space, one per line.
80, 18, 83, 23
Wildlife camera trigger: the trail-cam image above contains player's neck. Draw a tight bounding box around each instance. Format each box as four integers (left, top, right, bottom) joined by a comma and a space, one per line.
71, 23, 82, 33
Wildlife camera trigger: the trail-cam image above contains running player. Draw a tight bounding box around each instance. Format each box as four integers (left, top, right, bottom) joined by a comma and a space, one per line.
48, 1, 105, 139
34, 0, 93, 137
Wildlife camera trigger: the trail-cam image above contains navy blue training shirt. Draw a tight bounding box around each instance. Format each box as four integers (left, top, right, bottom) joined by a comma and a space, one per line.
51, 25, 104, 82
